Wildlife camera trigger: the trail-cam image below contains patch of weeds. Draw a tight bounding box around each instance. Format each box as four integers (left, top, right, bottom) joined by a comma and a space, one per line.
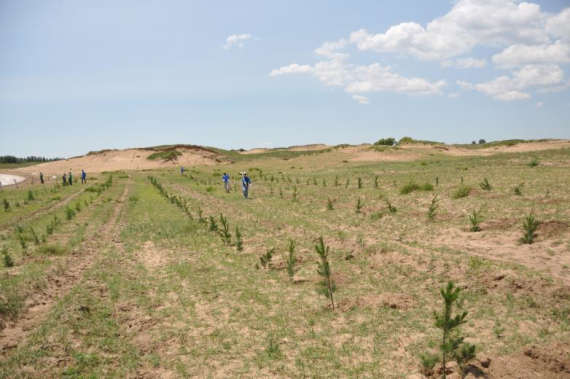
266, 338, 282, 359
400, 181, 433, 195
528, 156, 540, 167
128, 195, 139, 203
479, 178, 492, 191
65, 206, 76, 220
452, 185, 472, 199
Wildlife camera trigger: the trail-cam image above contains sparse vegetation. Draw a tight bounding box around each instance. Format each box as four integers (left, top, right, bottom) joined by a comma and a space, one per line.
452, 185, 472, 199
315, 236, 336, 310
479, 178, 492, 191
468, 207, 484, 232
427, 195, 439, 221
286, 240, 297, 282
400, 181, 434, 195
513, 182, 524, 196
520, 213, 539, 244
259, 248, 275, 269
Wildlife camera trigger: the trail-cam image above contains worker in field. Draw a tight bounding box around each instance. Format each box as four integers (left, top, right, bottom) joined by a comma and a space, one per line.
68, 171, 73, 186
62, 173, 67, 186
81, 170, 87, 184
39, 172, 44, 184
181, 166, 185, 176
222, 172, 230, 193
241, 172, 251, 199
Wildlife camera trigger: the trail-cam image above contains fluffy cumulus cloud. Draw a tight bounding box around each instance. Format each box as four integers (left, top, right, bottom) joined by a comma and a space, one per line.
352, 95, 370, 105
223, 34, 253, 49
270, 0, 570, 103
458, 64, 564, 101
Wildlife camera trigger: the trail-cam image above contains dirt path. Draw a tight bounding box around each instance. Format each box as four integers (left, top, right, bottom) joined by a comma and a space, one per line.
0, 181, 130, 354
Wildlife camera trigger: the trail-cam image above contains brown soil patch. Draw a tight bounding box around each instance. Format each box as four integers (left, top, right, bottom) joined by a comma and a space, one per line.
137, 240, 166, 270
538, 221, 569, 239
336, 293, 415, 312
480, 218, 517, 231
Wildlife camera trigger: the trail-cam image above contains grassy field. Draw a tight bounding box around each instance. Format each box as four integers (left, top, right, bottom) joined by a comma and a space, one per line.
1, 148, 569, 378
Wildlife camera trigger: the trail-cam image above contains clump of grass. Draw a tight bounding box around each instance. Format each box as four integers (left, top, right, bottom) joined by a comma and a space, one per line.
386, 199, 397, 213
468, 207, 484, 232
266, 338, 282, 359
520, 213, 539, 244
235, 227, 243, 252
400, 181, 433, 195
433, 281, 476, 379
75, 202, 82, 212
286, 240, 297, 282
17, 233, 27, 250
479, 178, 492, 191
355, 197, 363, 213
528, 156, 540, 167
65, 206, 76, 220
327, 197, 334, 211
452, 185, 472, 199
427, 196, 439, 221
128, 194, 139, 203
292, 186, 298, 201
315, 236, 336, 310
218, 214, 232, 245
37, 243, 69, 256
2, 246, 14, 268
3, 199, 11, 212
374, 175, 379, 188
259, 248, 275, 269
513, 182, 524, 196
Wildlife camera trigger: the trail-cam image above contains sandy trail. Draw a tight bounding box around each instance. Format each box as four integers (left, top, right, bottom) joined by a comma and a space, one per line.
0, 174, 26, 187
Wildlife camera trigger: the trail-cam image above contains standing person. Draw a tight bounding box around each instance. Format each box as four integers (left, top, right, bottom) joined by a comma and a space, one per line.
181, 166, 185, 176
62, 173, 67, 186
222, 172, 230, 193
81, 170, 87, 184
39, 172, 44, 184
241, 172, 251, 199
68, 171, 73, 186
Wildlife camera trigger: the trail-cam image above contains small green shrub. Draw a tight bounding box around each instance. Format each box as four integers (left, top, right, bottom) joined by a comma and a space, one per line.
147, 150, 182, 161
1, 246, 14, 268
513, 182, 524, 196
259, 248, 275, 269
208, 216, 218, 232
528, 156, 540, 167
286, 240, 297, 282
315, 237, 336, 310
3, 199, 11, 212
452, 185, 472, 199
235, 226, 243, 252
427, 196, 439, 221
327, 197, 334, 211
292, 186, 298, 201
37, 243, 69, 256
468, 207, 484, 232
27, 190, 35, 201
357, 177, 363, 189
65, 206, 76, 220
355, 197, 363, 213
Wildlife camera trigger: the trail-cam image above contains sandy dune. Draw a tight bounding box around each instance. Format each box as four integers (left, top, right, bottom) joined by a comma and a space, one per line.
0, 174, 26, 187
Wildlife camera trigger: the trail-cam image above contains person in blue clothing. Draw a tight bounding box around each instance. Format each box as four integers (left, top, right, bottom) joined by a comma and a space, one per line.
81, 170, 87, 184
222, 172, 230, 193
181, 166, 185, 176
241, 172, 251, 199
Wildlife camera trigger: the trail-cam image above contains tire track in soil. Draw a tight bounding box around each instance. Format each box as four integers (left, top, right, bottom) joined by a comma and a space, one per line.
0, 187, 87, 234
0, 182, 130, 355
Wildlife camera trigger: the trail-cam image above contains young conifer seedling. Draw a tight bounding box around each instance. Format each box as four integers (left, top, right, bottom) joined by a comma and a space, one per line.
322, 179, 327, 187
520, 213, 539, 244
468, 207, 484, 232
279, 187, 283, 199
3, 199, 11, 212
315, 237, 336, 310
2, 246, 14, 268
386, 199, 397, 214
218, 214, 232, 245
345, 178, 350, 188
513, 182, 524, 196
479, 178, 492, 191
30, 227, 40, 245
235, 226, 243, 252
292, 186, 298, 201
197, 207, 206, 223
355, 197, 363, 213
209, 216, 218, 232
434, 281, 475, 379
286, 240, 297, 282
327, 197, 334, 211
374, 175, 379, 189
334, 176, 339, 186
427, 196, 439, 221
259, 248, 275, 269
357, 177, 363, 189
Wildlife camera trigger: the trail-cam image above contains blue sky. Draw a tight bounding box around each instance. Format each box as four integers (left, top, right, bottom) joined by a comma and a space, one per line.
1, 0, 569, 158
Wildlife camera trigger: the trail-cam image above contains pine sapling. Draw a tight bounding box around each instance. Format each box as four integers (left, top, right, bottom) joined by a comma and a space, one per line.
2, 246, 14, 267
520, 213, 539, 244
357, 177, 363, 189
334, 176, 339, 187
3, 199, 11, 212
434, 281, 470, 379
279, 187, 283, 199
355, 197, 363, 213
345, 178, 350, 188
18, 233, 27, 250
197, 207, 206, 223
292, 186, 298, 201
327, 197, 334, 211
235, 226, 243, 252
315, 237, 336, 310
322, 179, 327, 187
286, 240, 297, 282
218, 214, 232, 245
65, 206, 75, 220
259, 248, 275, 269
209, 215, 218, 232
30, 226, 40, 245
479, 178, 492, 191
386, 199, 397, 213
374, 175, 379, 189
468, 207, 484, 232
427, 195, 439, 221
27, 190, 35, 201
313, 177, 317, 185
436, 177, 439, 187
513, 182, 524, 196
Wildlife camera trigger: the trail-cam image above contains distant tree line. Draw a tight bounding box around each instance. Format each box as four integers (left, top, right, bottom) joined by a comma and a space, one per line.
0, 155, 62, 164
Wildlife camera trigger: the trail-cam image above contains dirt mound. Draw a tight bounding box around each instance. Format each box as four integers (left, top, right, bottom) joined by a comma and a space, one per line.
16, 146, 222, 174
483, 342, 570, 378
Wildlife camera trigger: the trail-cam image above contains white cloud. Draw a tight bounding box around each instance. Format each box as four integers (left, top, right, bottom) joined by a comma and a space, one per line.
349, 0, 548, 61
352, 95, 370, 105
223, 33, 252, 49
537, 80, 570, 93
492, 40, 570, 67
448, 92, 460, 98
546, 8, 570, 38
459, 64, 564, 101
441, 57, 487, 68
269, 64, 313, 76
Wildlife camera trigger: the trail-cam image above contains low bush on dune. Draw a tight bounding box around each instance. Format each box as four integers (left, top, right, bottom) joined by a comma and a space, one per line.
147, 150, 182, 161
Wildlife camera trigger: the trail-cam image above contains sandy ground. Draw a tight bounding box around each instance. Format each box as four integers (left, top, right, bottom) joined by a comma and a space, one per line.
16, 148, 219, 175
0, 174, 26, 187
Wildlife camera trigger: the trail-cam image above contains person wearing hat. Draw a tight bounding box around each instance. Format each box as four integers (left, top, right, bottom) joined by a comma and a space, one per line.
241, 173, 251, 199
